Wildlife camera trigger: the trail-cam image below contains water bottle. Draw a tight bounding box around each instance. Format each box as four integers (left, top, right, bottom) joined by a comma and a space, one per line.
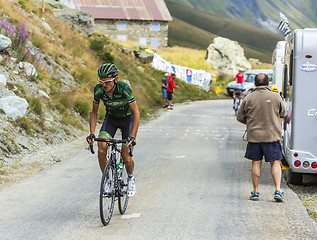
117, 162, 123, 179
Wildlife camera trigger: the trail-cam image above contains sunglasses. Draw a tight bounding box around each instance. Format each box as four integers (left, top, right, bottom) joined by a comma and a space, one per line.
98, 77, 115, 84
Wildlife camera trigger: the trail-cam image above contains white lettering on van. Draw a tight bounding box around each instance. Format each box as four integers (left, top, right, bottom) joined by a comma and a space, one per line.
308, 109, 317, 116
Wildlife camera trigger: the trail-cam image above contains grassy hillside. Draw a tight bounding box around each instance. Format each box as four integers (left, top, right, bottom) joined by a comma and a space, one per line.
170, 0, 317, 30
166, 0, 283, 63
0, 0, 222, 138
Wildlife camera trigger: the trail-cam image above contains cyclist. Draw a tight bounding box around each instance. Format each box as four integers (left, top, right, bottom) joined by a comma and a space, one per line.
87, 63, 140, 197
233, 68, 244, 109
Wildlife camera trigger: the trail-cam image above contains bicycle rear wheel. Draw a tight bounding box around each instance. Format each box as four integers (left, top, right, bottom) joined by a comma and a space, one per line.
100, 161, 115, 226
118, 158, 129, 214
234, 102, 239, 116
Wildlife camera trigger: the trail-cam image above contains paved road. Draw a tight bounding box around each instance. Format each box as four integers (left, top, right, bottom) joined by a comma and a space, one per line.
0, 100, 316, 240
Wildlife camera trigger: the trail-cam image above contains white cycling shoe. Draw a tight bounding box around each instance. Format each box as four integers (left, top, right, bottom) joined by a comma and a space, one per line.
127, 176, 136, 197
103, 179, 112, 196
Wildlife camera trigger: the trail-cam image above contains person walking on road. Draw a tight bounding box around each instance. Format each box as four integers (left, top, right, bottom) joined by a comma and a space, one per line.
167, 73, 179, 110
236, 73, 286, 202
161, 73, 169, 108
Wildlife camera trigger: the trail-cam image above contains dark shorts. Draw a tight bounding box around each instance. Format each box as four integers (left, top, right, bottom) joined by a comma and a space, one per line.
99, 114, 133, 140
167, 91, 173, 100
245, 141, 283, 162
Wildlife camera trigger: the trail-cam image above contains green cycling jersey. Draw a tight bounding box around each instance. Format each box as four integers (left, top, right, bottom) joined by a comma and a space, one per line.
93, 81, 135, 118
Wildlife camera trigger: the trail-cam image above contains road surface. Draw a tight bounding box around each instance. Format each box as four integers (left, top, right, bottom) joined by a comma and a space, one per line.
0, 100, 316, 240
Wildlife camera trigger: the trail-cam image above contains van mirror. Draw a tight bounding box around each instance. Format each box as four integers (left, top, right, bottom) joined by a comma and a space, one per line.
283, 65, 288, 98
289, 50, 294, 86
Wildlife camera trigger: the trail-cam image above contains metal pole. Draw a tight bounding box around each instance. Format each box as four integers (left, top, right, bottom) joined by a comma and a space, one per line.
42, 0, 45, 14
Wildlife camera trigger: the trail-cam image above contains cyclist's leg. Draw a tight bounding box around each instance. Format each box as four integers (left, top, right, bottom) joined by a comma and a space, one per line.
120, 115, 134, 175
233, 90, 236, 107
238, 95, 242, 105
98, 115, 117, 172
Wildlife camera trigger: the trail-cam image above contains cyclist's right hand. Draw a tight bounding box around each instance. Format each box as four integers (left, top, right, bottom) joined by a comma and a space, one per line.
86, 134, 95, 144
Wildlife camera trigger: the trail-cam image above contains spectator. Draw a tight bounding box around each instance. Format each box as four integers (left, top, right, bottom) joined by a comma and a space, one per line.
166, 73, 179, 110
237, 73, 286, 202
161, 73, 169, 108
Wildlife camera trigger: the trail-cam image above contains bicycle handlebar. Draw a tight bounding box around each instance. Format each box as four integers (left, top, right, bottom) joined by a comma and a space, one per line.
88, 138, 136, 157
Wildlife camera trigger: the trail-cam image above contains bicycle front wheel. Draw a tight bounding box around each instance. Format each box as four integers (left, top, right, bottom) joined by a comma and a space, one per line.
118, 158, 129, 214
100, 161, 115, 226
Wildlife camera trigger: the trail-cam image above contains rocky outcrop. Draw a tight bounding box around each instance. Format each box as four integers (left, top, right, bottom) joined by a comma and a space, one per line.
54, 9, 95, 36
206, 37, 251, 75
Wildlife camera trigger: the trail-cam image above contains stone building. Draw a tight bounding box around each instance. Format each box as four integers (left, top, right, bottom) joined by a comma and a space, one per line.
59, 0, 172, 48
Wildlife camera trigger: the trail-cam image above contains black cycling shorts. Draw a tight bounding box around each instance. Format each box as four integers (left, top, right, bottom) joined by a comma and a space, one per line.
244, 141, 283, 162
167, 91, 173, 101
99, 114, 133, 140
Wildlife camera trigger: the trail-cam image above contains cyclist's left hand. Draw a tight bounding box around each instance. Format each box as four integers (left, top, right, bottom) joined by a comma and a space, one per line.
126, 137, 136, 147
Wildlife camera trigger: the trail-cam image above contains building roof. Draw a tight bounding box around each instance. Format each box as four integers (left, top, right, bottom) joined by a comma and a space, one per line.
60, 0, 172, 21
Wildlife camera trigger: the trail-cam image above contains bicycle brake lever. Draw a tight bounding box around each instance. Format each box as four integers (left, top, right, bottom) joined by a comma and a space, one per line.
89, 144, 95, 154
128, 146, 133, 157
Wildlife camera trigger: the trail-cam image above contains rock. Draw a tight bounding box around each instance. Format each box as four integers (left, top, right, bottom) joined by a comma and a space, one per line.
0, 34, 12, 51
18, 62, 38, 77
0, 74, 6, 86
137, 66, 145, 72
138, 51, 154, 63
206, 37, 251, 75
54, 9, 95, 36
40, 18, 52, 32
0, 96, 29, 119
38, 90, 50, 99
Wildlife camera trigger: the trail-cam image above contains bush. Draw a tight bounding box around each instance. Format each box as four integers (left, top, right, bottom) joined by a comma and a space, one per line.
28, 97, 43, 116
16, 116, 31, 133
98, 50, 114, 63
72, 69, 90, 84
90, 38, 106, 51
74, 99, 90, 118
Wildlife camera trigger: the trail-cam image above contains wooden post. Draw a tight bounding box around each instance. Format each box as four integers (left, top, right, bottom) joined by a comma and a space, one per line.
42, 0, 45, 14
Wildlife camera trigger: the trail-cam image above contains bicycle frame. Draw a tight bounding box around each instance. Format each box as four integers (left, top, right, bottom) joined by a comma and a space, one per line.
88, 138, 134, 225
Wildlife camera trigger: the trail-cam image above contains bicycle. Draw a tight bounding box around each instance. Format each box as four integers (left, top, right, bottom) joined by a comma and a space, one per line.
233, 86, 245, 116
88, 138, 135, 226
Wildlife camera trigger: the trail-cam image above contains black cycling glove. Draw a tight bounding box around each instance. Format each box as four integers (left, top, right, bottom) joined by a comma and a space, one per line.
127, 137, 136, 146
86, 134, 95, 143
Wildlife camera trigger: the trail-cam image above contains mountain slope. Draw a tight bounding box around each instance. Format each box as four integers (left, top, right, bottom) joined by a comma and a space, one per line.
169, 0, 317, 33
166, 0, 283, 62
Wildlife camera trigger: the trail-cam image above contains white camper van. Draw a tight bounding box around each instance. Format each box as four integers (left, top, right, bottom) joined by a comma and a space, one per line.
272, 41, 285, 94
282, 28, 317, 185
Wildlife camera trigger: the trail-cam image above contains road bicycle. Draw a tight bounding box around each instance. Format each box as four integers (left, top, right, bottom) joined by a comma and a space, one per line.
233, 87, 245, 116
89, 138, 134, 226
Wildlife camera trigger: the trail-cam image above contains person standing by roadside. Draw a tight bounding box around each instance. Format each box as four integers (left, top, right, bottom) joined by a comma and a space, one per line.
167, 73, 179, 110
236, 73, 286, 202
161, 73, 169, 108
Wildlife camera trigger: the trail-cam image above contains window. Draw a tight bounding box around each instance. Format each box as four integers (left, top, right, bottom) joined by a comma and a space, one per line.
151, 23, 160, 31
118, 22, 126, 30
117, 35, 127, 41
151, 38, 159, 47
139, 38, 147, 46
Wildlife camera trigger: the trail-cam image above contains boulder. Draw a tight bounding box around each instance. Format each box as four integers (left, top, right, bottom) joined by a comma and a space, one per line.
206, 37, 251, 75
18, 62, 38, 77
0, 96, 29, 119
0, 34, 12, 51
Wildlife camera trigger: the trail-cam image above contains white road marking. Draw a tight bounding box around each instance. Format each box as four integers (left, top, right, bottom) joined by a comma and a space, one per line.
121, 213, 141, 219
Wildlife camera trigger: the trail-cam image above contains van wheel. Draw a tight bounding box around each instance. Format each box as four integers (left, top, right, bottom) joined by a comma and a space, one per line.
288, 169, 303, 185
